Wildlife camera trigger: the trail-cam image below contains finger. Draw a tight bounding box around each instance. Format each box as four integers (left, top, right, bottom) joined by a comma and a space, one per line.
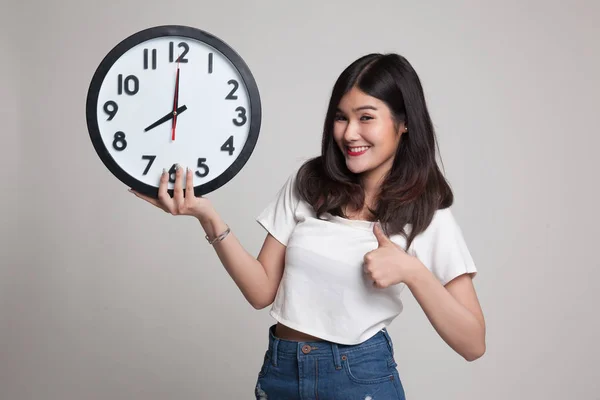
157, 169, 174, 212
363, 256, 375, 275
185, 167, 195, 200
363, 251, 377, 272
173, 164, 184, 204
373, 222, 391, 246
363, 251, 372, 264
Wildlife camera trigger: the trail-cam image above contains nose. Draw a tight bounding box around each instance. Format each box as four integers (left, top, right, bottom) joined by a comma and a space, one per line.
343, 120, 361, 142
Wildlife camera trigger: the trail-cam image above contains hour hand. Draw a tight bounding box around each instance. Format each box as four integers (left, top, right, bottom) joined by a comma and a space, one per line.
144, 105, 187, 132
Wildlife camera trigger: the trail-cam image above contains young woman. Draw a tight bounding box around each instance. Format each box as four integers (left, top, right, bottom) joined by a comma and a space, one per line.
131, 53, 486, 399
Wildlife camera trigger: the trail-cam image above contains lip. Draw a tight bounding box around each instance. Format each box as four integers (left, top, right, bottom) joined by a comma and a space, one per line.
346, 146, 370, 156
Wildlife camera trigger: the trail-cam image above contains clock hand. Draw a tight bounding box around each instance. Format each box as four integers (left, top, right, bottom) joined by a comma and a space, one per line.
172, 60, 180, 141
144, 105, 187, 132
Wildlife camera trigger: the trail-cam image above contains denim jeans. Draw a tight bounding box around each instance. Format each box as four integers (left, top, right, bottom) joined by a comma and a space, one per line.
255, 325, 406, 399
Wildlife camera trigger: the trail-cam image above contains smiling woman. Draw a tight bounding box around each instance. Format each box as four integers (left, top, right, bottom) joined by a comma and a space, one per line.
131, 52, 485, 400
296, 54, 455, 248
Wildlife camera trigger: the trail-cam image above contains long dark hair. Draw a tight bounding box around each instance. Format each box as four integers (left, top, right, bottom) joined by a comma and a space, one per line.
295, 53, 453, 250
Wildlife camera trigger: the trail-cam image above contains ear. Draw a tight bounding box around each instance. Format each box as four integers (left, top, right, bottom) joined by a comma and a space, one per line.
395, 122, 408, 137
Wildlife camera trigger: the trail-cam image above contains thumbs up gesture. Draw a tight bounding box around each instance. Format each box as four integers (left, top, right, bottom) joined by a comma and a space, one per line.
364, 222, 419, 289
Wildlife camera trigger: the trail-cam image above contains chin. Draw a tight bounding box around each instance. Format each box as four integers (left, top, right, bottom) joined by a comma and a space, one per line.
345, 161, 371, 175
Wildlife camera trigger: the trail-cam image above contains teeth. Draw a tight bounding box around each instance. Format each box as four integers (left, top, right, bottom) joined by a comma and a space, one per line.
348, 146, 370, 152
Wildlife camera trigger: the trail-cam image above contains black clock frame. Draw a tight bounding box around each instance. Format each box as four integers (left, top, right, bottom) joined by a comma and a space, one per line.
86, 25, 262, 198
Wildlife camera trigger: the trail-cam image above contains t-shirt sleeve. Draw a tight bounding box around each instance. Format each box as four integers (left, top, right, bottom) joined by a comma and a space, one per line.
255, 171, 301, 246
413, 208, 478, 286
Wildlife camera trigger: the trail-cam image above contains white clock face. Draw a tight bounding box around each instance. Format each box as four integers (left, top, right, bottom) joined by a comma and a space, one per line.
88, 28, 260, 196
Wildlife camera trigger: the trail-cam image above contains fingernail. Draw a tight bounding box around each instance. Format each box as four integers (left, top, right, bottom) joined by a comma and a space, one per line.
162, 168, 166, 174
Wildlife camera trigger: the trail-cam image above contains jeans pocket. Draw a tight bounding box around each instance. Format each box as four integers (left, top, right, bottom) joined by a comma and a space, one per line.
341, 347, 396, 384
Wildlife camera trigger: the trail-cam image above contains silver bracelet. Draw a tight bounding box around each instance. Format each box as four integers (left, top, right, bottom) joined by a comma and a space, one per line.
206, 225, 231, 245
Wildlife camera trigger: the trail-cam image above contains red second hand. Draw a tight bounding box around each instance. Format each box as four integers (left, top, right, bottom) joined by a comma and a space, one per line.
171, 60, 180, 141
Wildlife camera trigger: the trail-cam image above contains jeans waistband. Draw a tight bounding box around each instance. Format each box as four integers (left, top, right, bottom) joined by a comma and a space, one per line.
266, 325, 394, 369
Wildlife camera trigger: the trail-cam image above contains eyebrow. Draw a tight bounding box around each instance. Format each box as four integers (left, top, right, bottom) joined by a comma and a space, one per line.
336, 105, 378, 113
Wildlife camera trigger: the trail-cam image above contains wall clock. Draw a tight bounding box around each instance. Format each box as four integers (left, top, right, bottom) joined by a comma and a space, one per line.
86, 25, 261, 197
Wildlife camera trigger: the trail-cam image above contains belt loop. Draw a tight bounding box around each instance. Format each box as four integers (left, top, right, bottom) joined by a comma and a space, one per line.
382, 328, 394, 355
332, 343, 342, 370
269, 325, 279, 367
271, 337, 279, 367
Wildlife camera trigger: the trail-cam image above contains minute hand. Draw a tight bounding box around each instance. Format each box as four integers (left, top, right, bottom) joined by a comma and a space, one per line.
144, 105, 187, 132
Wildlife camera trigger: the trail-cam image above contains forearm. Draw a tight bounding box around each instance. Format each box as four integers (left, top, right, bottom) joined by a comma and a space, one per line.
197, 208, 271, 309
406, 263, 485, 361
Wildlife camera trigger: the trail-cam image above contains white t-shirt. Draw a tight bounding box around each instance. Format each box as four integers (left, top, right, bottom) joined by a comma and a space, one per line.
256, 169, 478, 345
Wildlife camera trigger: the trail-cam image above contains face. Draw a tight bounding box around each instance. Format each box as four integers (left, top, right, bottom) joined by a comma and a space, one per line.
333, 87, 405, 183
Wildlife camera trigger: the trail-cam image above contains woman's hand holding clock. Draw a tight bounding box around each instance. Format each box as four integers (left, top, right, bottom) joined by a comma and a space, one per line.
130, 165, 215, 221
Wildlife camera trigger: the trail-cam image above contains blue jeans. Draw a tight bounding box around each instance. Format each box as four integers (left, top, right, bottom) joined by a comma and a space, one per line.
255, 325, 406, 399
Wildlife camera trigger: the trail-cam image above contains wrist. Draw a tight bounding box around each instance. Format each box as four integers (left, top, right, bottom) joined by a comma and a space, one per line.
194, 204, 216, 223
404, 258, 428, 288
196, 207, 228, 241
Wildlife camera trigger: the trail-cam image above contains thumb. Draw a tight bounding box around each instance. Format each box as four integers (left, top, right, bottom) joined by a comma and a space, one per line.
373, 222, 391, 246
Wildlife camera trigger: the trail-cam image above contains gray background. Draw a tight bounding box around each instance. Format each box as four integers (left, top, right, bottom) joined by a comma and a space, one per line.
2, 0, 599, 399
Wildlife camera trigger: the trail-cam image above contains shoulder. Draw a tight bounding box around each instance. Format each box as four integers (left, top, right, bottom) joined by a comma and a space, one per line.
410, 206, 477, 284
412, 206, 464, 245
428, 207, 457, 231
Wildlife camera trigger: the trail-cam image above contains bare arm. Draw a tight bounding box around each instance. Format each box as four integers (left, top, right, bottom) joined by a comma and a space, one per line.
199, 208, 286, 309
365, 223, 485, 361
406, 266, 486, 361
130, 165, 285, 309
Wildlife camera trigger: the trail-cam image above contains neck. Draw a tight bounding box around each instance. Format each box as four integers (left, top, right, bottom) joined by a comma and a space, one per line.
360, 164, 391, 205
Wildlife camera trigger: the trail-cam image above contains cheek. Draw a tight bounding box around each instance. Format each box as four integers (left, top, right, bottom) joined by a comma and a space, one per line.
372, 127, 399, 149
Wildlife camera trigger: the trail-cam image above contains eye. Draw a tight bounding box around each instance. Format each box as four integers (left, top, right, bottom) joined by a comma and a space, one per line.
360, 115, 374, 121
334, 114, 347, 121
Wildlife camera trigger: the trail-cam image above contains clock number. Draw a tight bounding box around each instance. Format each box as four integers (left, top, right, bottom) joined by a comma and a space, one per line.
168, 164, 177, 183
112, 131, 127, 151
208, 53, 213, 74
143, 49, 157, 70
226, 80, 239, 100
103, 101, 118, 121
196, 158, 210, 178
118, 74, 139, 95
233, 106, 247, 126
177, 43, 189, 63
169, 42, 189, 63
221, 136, 235, 156
141, 155, 156, 175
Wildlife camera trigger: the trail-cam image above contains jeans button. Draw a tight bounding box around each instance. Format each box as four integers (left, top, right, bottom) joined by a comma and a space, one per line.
301, 344, 311, 354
